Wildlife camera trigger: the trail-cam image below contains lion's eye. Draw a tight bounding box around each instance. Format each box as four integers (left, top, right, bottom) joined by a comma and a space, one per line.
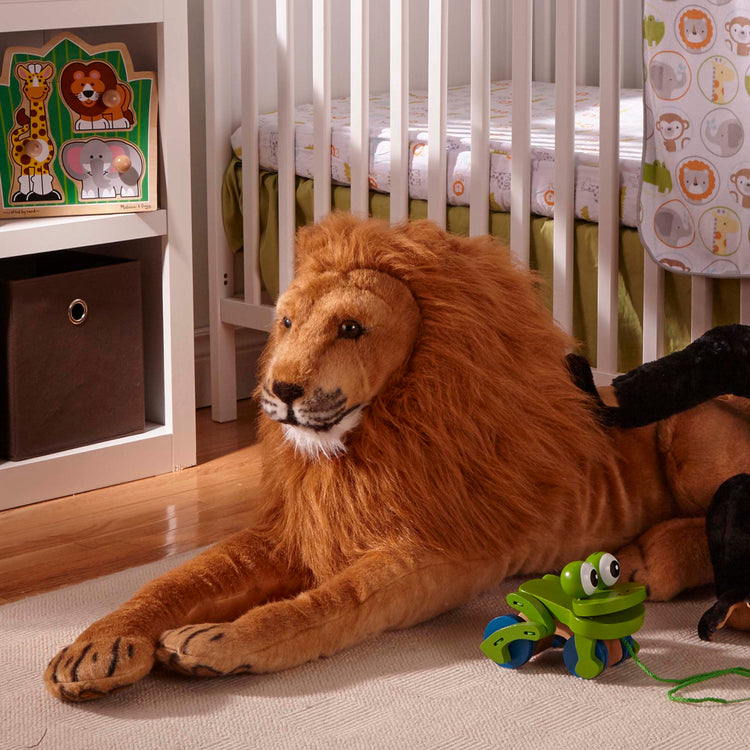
338, 319, 364, 339
281, 317, 292, 330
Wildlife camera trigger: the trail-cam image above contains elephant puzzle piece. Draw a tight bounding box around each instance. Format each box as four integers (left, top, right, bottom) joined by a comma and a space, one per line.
61, 138, 143, 200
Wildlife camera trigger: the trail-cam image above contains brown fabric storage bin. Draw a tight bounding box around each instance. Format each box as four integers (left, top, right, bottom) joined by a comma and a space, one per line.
0, 250, 145, 460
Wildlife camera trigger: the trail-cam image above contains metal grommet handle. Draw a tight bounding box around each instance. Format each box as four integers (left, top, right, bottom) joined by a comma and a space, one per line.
68, 298, 88, 325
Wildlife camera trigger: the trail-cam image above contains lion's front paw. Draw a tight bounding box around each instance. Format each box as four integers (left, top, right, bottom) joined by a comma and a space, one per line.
155, 624, 253, 678
614, 542, 648, 590
616, 539, 682, 601
44, 636, 154, 702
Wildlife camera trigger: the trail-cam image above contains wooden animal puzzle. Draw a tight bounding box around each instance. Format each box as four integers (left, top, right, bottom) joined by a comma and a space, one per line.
0, 34, 157, 217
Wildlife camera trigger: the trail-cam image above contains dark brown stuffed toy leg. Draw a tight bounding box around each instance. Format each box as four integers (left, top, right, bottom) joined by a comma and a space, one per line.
568, 325, 750, 428
44, 530, 309, 701
604, 324, 750, 428
155, 551, 505, 678
615, 517, 712, 601
699, 473, 750, 640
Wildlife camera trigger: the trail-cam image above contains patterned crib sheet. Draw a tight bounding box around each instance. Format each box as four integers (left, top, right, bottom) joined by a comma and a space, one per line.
231, 80, 644, 228
641, 0, 750, 276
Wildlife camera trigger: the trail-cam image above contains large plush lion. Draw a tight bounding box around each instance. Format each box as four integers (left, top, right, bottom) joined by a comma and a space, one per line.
44, 214, 750, 701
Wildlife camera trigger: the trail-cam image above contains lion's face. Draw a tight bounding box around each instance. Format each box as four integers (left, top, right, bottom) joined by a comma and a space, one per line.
70, 69, 106, 108
260, 267, 420, 459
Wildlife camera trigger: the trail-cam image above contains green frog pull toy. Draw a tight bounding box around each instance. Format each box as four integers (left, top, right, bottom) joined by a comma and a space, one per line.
482, 551, 750, 703
481, 552, 646, 679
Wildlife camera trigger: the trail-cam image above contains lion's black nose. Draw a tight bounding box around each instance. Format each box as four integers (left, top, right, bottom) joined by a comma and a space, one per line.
82, 89, 94, 98
272, 380, 304, 404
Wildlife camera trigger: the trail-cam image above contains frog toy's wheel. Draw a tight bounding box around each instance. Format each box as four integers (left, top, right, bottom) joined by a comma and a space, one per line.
483, 614, 535, 669
613, 635, 636, 666
562, 636, 609, 678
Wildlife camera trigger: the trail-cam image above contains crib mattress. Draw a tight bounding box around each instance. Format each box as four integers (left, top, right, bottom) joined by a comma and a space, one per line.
231, 80, 644, 228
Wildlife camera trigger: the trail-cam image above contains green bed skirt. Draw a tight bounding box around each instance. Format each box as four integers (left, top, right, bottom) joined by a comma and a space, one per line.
222, 158, 742, 372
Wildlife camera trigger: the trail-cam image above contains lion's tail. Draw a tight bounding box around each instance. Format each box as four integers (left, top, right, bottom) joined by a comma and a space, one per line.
118, 83, 135, 127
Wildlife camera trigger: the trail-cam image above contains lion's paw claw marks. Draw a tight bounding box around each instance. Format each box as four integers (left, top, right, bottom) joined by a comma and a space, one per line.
155, 624, 252, 677
43, 636, 155, 702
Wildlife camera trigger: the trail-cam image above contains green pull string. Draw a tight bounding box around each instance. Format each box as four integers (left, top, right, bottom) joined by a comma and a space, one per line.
624, 640, 750, 704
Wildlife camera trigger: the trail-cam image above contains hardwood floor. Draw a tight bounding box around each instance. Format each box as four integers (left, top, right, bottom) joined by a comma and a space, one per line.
0, 400, 264, 604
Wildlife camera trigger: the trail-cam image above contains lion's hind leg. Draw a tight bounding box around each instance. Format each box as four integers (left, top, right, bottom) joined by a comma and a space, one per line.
44, 531, 307, 701
156, 551, 506, 678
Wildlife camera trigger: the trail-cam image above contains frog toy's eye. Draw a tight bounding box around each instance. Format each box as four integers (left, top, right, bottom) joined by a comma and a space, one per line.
585, 551, 621, 589
560, 560, 599, 598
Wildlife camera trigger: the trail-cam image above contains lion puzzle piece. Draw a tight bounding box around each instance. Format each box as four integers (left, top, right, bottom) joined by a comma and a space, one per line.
482, 552, 646, 679
59, 59, 135, 132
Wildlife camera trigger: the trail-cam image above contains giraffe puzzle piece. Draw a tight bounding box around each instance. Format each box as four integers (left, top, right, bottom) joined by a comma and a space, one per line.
9, 61, 62, 203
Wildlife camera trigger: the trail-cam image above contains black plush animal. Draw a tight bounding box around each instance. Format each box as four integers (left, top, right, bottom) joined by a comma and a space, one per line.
567, 324, 750, 641
699, 474, 750, 640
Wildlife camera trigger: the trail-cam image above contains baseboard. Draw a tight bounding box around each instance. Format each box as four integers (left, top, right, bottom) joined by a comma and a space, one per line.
194, 327, 268, 409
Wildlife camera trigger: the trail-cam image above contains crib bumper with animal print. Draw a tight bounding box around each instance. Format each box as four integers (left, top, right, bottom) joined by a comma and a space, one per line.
0, 33, 156, 218
641, 1, 750, 276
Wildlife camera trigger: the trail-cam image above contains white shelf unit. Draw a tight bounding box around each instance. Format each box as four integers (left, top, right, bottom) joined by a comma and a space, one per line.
0, 0, 196, 510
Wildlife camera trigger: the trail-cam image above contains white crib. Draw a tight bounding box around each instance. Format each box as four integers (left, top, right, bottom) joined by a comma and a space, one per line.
203, 0, 750, 423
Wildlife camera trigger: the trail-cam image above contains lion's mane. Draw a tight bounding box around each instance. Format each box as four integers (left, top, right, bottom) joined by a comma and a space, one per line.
256, 214, 613, 581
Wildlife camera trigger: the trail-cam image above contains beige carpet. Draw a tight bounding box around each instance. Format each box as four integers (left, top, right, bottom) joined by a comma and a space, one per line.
3, 549, 750, 750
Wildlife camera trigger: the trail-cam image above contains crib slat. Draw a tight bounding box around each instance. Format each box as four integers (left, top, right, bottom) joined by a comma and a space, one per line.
313, 0, 331, 222
276, 0, 296, 293
205, 0, 238, 421
596, 0, 620, 376
469, 0, 490, 237
553, 0, 577, 334
389, 0, 409, 225
350, 0, 370, 217
642, 253, 664, 363
690, 276, 713, 340
241, 0, 260, 306
742, 279, 750, 325
510, 0, 532, 265
427, 0, 448, 228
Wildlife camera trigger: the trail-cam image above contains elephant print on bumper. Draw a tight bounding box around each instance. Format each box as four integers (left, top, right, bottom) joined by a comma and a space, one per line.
640, 1, 750, 276
61, 139, 144, 200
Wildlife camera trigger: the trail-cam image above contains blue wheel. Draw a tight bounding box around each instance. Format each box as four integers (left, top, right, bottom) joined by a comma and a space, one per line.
483, 614, 535, 669
562, 636, 609, 678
